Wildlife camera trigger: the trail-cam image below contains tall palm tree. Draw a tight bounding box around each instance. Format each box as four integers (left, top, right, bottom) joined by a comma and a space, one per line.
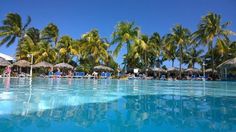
16, 27, 40, 61
34, 41, 57, 63
163, 34, 177, 67
127, 34, 161, 74
193, 12, 235, 75
112, 21, 140, 57
0, 13, 31, 47
56, 35, 79, 63
112, 21, 140, 73
41, 23, 59, 46
127, 35, 149, 68
170, 25, 192, 78
80, 29, 109, 65
149, 32, 162, 67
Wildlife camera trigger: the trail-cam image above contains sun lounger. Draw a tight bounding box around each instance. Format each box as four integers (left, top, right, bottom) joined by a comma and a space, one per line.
160, 75, 166, 80
101, 72, 106, 79
48, 71, 54, 78
55, 71, 61, 78
84, 74, 95, 79
74, 72, 85, 78
106, 72, 112, 79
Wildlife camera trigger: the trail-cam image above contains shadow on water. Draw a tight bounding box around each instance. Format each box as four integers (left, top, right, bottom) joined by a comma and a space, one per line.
0, 94, 236, 132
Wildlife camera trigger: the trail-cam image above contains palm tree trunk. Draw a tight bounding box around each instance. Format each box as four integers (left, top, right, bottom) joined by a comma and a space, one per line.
179, 46, 183, 79
145, 51, 148, 76
210, 41, 215, 78
126, 41, 131, 72
172, 59, 174, 67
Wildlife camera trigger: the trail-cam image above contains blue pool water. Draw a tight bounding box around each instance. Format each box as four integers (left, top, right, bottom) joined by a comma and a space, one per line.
0, 78, 236, 132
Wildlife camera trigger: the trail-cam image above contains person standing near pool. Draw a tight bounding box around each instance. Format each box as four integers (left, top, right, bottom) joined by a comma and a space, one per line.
4, 66, 11, 77
92, 71, 98, 79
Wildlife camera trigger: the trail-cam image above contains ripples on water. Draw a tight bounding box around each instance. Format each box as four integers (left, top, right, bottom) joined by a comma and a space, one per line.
0, 78, 236, 132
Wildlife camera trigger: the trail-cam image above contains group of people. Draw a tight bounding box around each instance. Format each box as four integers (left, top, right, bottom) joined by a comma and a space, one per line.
47, 67, 99, 79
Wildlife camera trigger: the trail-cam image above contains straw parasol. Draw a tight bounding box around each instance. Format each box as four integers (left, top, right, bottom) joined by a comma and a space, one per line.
0, 57, 11, 66
151, 67, 166, 73
94, 65, 114, 71
54, 63, 73, 69
217, 57, 236, 69
13, 60, 31, 67
33, 61, 53, 68
185, 68, 201, 73
167, 67, 179, 72
205, 68, 217, 73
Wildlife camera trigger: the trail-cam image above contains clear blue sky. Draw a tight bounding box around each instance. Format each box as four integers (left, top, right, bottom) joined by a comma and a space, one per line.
0, 0, 236, 68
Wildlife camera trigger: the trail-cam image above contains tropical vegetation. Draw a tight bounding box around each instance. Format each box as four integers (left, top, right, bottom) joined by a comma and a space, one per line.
0, 12, 235, 78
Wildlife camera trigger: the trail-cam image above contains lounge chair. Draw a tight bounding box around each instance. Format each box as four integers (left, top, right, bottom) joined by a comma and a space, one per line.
101, 72, 106, 79
160, 75, 166, 80
48, 71, 54, 78
17, 73, 30, 78
84, 74, 95, 79
74, 72, 85, 78
106, 72, 112, 79
55, 71, 61, 78
128, 74, 140, 80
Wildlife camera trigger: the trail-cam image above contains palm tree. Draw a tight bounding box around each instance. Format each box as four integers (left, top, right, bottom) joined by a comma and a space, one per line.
127, 35, 149, 69
112, 22, 140, 72
127, 34, 161, 75
41, 23, 59, 46
229, 41, 236, 58
193, 12, 235, 76
56, 35, 79, 63
34, 41, 57, 63
112, 21, 140, 57
149, 32, 162, 67
169, 25, 192, 78
163, 34, 177, 67
16, 27, 57, 63
0, 13, 31, 47
184, 46, 204, 68
80, 29, 109, 65
16, 27, 40, 61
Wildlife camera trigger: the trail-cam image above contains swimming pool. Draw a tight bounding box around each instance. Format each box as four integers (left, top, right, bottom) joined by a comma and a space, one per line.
0, 78, 236, 132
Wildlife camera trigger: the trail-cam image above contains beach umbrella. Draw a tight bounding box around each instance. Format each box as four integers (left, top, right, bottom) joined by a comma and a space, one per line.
167, 67, 179, 72
217, 57, 236, 69
205, 68, 217, 73
185, 68, 201, 73
13, 60, 31, 67
94, 65, 114, 71
54, 63, 73, 69
151, 67, 166, 73
0, 57, 11, 66
33, 61, 53, 68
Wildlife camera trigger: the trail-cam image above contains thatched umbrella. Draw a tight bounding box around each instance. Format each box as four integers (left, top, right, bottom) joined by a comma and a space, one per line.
167, 67, 179, 73
54, 63, 73, 69
185, 68, 201, 73
217, 57, 236, 69
94, 65, 114, 72
0, 57, 11, 66
33, 61, 53, 68
152, 67, 166, 79
13, 60, 31, 67
152, 67, 166, 72
205, 68, 217, 73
